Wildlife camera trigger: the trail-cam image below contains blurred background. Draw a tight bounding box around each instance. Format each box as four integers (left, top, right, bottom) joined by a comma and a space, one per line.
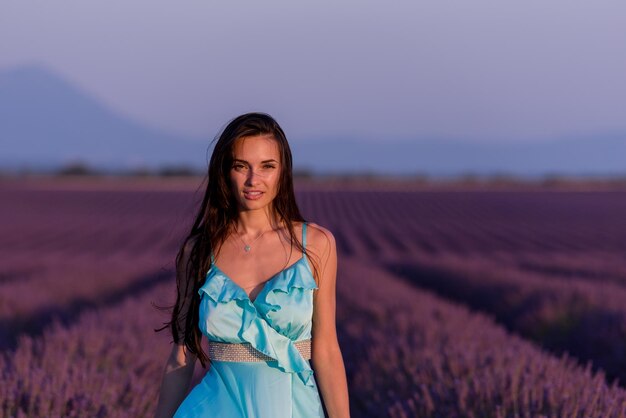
2, 0, 625, 180
3, 2, 626, 418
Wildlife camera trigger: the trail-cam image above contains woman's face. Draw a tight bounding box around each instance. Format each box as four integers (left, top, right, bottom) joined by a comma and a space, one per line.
229, 134, 282, 212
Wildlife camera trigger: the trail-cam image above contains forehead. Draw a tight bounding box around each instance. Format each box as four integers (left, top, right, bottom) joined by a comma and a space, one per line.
232, 134, 280, 161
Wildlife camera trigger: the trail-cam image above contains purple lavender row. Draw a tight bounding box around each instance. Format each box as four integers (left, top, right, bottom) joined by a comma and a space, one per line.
300, 189, 626, 257
3, 184, 626, 415
1, 281, 176, 418
4, 258, 626, 417
496, 250, 626, 287
383, 250, 626, 387
0, 188, 190, 257
299, 188, 626, 387
3, 188, 625, 303
0, 252, 173, 351
4, 187, 626, 262
0, 187, 196, 348
335, 257, 626, 417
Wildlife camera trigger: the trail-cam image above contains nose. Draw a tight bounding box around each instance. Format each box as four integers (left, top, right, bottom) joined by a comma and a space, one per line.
244, 168, 261, 185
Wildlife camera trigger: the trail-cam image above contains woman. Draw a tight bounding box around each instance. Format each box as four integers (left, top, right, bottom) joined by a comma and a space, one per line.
154, 112, 350, 417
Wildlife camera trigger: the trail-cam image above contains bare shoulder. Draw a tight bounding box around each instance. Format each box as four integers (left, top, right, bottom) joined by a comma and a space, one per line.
304, 222, 338, 294
305, 222, 336, 257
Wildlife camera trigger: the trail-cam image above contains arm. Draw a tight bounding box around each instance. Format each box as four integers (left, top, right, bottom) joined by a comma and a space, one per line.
154, 236, 200, 418
309, 224, 350, 418
154, 343, 197, 418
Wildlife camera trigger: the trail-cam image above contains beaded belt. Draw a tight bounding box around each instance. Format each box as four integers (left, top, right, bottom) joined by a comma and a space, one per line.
207, 339, 312, 362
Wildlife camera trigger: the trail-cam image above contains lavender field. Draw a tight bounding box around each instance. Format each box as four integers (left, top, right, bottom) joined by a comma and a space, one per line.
2, 178, 626, 417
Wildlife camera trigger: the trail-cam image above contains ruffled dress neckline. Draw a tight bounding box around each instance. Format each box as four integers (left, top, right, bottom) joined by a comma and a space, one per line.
209, 255, 309, 304
196, 222, 319, 388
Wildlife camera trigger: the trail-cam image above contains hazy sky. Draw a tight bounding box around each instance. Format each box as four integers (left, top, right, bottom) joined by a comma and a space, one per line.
1, 1, 625, 143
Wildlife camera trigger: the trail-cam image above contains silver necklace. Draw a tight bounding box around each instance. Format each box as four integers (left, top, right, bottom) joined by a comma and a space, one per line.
233, 227, 269, 252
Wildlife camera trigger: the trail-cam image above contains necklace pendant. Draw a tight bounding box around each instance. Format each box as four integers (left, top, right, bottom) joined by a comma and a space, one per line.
244, 245, 251, 252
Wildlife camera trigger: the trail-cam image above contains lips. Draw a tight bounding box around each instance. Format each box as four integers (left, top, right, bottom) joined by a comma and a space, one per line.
243, 190, 264, 200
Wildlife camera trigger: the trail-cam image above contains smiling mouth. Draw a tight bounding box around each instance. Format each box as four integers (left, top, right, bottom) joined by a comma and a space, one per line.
243, 191, 264, 199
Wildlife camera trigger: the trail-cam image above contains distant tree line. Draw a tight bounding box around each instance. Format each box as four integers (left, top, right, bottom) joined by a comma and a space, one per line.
1, 160, 626, 187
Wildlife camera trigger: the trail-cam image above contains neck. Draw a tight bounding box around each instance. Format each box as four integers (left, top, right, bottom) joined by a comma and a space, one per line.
233, 207, 280, 236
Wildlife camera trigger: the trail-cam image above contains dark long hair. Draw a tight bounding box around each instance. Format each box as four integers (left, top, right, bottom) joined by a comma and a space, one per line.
155, 112, 320, 368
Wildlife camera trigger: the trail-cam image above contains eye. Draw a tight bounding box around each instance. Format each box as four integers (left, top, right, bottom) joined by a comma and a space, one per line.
263, 164, 276, 169
233, 163, 247, 170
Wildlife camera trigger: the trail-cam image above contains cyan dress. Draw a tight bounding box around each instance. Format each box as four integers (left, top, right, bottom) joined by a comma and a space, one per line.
174, 222, 326, 417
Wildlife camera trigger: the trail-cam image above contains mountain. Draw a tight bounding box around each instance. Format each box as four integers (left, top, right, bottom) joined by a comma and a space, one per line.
291, 133, 626, 177
0, 64, 206, 171
1, 64, 625, 177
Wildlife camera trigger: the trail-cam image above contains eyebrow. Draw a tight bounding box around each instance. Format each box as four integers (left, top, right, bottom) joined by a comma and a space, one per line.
233, 159, 279, 164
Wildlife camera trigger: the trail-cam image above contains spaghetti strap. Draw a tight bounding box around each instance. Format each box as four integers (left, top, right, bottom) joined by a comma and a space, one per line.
181, 219, 323, 417
302, 222, 307, 255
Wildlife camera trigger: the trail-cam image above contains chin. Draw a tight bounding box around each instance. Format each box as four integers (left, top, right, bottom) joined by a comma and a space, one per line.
239, 200, 269, 210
